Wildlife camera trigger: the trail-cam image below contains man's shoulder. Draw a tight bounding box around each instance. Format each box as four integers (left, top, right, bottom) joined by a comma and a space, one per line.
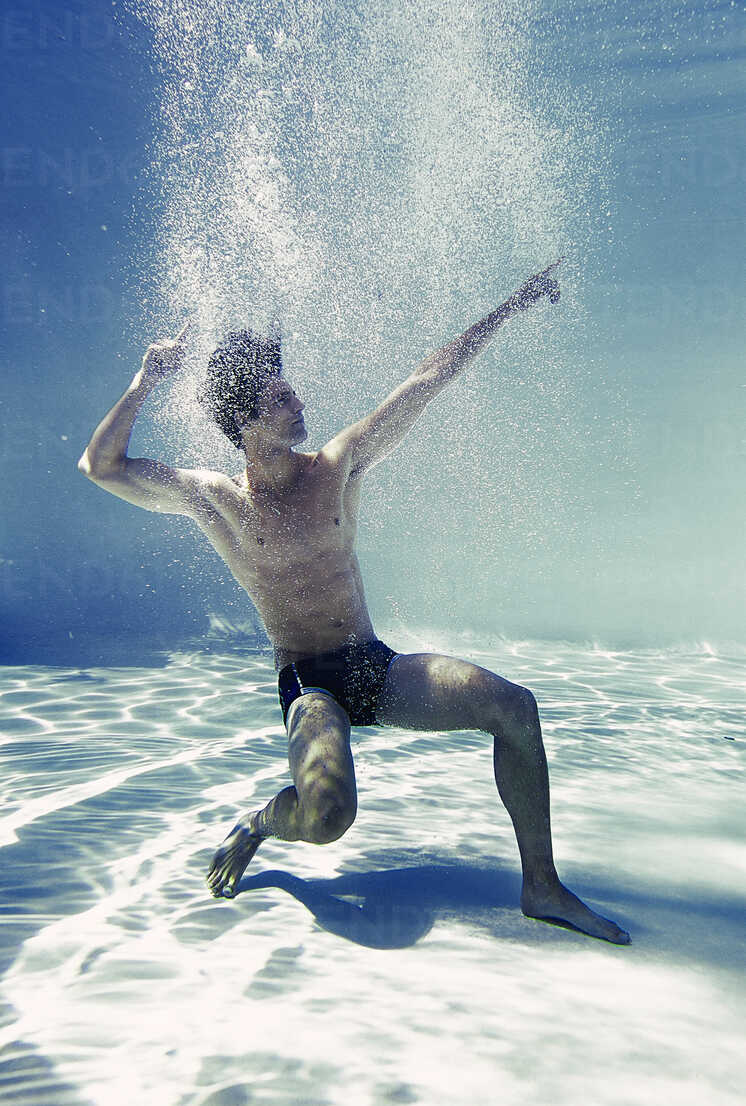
180, 465, 234, 486
316, 427, 358, 468
179, 466, 242, 501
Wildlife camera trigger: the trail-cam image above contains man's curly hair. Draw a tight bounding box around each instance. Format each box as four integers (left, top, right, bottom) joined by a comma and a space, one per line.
198, 329, 282, 449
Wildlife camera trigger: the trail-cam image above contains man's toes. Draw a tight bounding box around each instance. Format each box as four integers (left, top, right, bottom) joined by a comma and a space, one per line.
208, 876, 228, 898
598, 914, 630, 944
206, 862, 228, 895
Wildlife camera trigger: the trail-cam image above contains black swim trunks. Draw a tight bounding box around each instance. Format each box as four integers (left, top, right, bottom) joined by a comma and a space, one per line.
278, 639, 399, 727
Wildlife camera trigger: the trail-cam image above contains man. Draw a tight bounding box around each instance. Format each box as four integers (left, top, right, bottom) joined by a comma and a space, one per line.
79, 261, 630, 944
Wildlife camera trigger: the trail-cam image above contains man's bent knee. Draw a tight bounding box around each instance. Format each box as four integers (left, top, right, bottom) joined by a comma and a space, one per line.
514, 683, 539, 722
481, 678, 539, 737
301, 794, 357, 844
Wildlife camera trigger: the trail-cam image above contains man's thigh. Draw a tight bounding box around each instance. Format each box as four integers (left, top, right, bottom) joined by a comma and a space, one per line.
376, 652, 526, 732
286, 691, 357, 806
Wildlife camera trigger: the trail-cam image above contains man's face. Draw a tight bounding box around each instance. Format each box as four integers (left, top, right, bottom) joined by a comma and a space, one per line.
254, 376, 307, 445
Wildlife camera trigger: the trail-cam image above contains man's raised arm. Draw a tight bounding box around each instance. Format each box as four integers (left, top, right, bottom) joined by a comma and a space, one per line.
77, 324, 209, 516
344, 260, 562, 475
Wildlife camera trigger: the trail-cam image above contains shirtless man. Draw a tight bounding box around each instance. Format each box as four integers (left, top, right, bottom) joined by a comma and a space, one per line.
79, 261, 630, 944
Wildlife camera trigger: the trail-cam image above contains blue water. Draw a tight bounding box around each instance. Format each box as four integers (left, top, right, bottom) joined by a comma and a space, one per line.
2, 0, 744, 652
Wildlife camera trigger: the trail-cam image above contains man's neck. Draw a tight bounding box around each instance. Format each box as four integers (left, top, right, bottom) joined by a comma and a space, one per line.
242, 445, 308, 496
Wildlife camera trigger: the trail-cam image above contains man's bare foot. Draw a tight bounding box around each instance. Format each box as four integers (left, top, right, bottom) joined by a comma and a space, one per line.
521, 878, 630, 945
206, 815, 264, 898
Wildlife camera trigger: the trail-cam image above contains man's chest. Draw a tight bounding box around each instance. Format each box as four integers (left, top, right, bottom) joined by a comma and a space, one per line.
244, 497, 347, 558
220, 468, 357, 576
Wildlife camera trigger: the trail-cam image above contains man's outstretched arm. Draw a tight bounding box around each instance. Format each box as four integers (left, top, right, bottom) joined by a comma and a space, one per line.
344, 260, 562, 475
78, 324, 212, 516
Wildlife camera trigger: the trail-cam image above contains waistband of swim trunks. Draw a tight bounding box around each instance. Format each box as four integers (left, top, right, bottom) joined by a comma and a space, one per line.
277, 638, 390, 677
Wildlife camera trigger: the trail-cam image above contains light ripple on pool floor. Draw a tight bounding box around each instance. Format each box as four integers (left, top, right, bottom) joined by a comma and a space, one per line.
0, 640, 744, 1106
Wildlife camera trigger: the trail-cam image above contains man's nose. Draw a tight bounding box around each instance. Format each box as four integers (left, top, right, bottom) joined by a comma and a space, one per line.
293, 397, 305, 414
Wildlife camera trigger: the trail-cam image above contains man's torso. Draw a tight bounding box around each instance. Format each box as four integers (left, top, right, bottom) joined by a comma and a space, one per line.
187, 440, 376, 666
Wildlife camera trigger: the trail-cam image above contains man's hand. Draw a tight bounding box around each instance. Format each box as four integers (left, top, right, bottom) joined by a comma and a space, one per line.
509, 258, 563, 312
141, 322, 191, 384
